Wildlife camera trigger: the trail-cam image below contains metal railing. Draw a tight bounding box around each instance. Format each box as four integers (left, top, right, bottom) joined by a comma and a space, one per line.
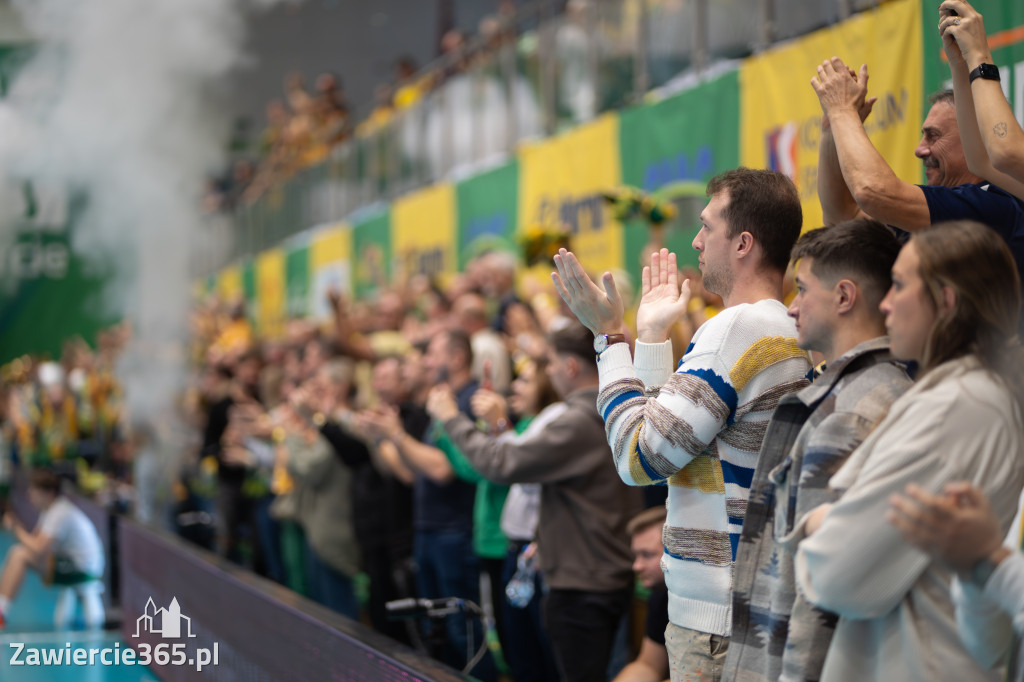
220, 0, 883, 270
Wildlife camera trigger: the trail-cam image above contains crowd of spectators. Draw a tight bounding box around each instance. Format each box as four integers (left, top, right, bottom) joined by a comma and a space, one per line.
8, 2, 1024, 681
203, 1, 525, 213
0, 327, 133, 504
174, 240, 729, 680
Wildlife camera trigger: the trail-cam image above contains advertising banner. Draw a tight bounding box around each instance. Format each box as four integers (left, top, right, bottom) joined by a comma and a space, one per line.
255, 248, 286, 337
518, 113, 623, 275
391, 183, 457, 286
619, 70, 741, 279
740, 0, 923, 230
455, 160, 519, 269
285, 242, 311, 319
217, 264, 243, 301
351, 209, 391, 300
308, 225, 352, 320
0, 185, 118, 362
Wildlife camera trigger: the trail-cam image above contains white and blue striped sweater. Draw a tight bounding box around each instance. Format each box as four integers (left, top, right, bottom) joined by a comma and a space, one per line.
597, 299, 810, 636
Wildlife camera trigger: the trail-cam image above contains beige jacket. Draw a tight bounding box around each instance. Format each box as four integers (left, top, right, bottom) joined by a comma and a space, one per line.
794, 355, 1024, 682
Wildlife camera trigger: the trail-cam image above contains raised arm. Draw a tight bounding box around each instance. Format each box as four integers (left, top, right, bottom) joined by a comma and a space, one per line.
816, 64, 877, 225
813, 57, 931, 230
555, 247, 716, 486
441, 402, 602, 486
940, 0, 1024, 200
355, 406, 455, 484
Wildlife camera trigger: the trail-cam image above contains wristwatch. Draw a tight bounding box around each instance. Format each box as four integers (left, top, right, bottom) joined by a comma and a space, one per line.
969, 63, 1000, 84
593, 333, 626, 355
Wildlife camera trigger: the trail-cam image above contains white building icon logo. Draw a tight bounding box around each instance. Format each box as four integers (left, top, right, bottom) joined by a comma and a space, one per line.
133, 597, 196, 638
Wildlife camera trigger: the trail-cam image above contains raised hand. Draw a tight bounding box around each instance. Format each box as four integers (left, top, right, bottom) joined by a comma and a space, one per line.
636, 248, 690, 343
939, 1, 990, 69
821, 64, 877, 132
354, 406, 405, 442
812, 58, 872, 121
471, 389, 508, 430
551, 248, 624, 335
425, 385, 460, 423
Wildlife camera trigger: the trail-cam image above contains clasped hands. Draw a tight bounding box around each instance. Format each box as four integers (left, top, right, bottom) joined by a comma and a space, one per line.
888, 481, 1006, 573
812, 57, 877, 130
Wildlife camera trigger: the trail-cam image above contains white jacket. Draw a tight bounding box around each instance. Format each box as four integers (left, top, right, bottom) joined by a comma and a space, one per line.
794, 355, 1024, 682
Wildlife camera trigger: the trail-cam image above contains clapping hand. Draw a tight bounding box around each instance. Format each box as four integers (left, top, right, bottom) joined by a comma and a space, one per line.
636, 248, 690, 343
354, 406, 405, 442
812, 58, 875, 125
552, 248, 624, 335
471, 389, 509, 431
426, 385, 460, 423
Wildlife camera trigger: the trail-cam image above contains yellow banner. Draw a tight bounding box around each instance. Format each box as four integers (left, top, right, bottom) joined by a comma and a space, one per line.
391, 183, 457, 286
740, 0, 923, 230
518, 113, 623, 275
310, 223, 352, 319
217, 265, 243, 301
255, 248, 286, 337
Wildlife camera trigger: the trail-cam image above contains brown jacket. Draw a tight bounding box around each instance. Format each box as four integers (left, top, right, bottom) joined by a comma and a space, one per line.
444, 387, 641, 592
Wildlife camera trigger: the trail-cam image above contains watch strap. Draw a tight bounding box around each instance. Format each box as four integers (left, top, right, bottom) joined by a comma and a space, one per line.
969, 63, 1000, 84
595, 333, 627, 355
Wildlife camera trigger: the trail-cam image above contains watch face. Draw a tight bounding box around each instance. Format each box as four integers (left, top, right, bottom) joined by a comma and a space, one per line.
593, 334, 607, 353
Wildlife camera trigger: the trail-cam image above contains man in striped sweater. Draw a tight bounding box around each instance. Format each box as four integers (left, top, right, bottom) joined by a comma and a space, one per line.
553, 168, 812, 681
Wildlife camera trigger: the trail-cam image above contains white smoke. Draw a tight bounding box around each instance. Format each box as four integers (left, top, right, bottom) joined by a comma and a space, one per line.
0, 0, 276, 447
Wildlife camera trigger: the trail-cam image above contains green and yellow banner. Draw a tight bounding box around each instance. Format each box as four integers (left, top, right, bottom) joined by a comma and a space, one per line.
518, 113, 623, 275
309, 224, 352, 319
740, 0, 923, 230
619, 70, 741, 277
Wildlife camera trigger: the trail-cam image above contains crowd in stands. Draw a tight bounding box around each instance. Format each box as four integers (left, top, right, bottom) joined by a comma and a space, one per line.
204, 0, 525, 213
6, 2, 1024, 681
177, 243, 725, 680
0, 327, 132, 501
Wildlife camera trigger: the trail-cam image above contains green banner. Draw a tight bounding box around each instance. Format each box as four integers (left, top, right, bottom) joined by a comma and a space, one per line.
242, 258, 256, 316
352, 209, 391, 299
285, 244, 310, 318
618, 70, 741, 287
923, 0, 1024, 110
455, 160, 519, 269
0, 188, 118, 362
